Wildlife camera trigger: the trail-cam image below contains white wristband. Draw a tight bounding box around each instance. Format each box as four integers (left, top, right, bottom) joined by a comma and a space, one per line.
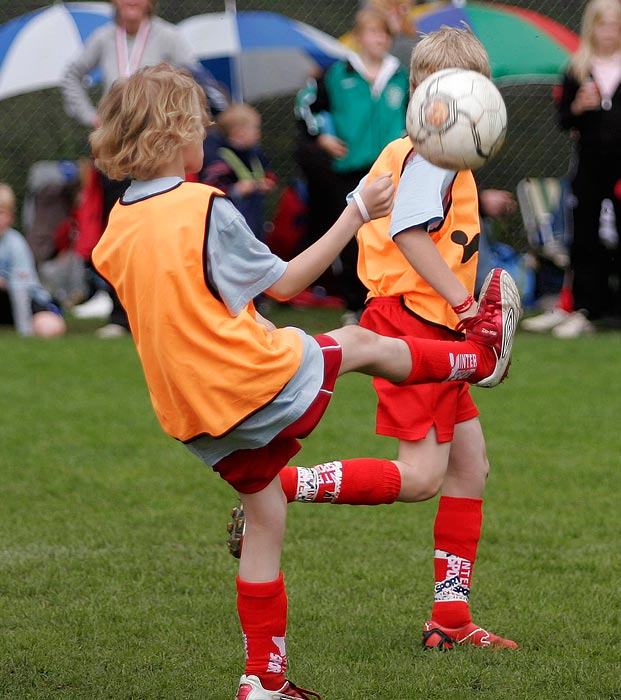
353, 191, 371, 223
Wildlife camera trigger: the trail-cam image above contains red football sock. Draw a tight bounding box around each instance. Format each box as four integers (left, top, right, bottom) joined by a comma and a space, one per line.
400, 336, 495, 385
278, 466, 298, 501
431, 496, 483, 628
279, 459, 401, 504
236, 573, 288, 691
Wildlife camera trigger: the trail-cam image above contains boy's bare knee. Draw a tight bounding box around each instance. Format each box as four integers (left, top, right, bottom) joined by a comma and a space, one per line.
397, 463, 444, 502
333, 324, 373, 345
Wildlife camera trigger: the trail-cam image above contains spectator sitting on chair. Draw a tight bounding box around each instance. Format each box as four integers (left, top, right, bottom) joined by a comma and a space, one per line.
0, 183, 66, 338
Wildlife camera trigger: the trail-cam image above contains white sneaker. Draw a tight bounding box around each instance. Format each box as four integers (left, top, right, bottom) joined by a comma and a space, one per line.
71, 290, 113, 319
236, 675, 321, 700
95, 323, 129, 338
551, 310, 595, 338
521, 308, 568, 333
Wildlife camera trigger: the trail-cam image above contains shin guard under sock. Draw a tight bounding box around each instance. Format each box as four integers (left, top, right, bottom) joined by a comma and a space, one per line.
236, 573, 288, 690
279, 459, 401, 504
431, 496, 483, 628
400, 336, 495, 385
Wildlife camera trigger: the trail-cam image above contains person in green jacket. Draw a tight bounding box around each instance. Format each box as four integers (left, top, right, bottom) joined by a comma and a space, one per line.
294, 8, 409, 322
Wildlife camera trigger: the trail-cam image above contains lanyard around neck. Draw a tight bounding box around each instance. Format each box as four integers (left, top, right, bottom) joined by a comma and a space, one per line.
116, 20, 151, 78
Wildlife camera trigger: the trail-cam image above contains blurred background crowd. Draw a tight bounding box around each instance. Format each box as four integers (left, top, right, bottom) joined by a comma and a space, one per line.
2, 0, 618, 338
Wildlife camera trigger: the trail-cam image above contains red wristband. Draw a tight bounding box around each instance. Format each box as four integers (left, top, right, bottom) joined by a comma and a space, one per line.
452, 294, 475, 315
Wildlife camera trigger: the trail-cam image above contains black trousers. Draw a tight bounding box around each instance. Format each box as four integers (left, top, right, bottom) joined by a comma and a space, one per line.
293, 140, 369, 312
101, 174, 131, 329
570, 154, 621, 319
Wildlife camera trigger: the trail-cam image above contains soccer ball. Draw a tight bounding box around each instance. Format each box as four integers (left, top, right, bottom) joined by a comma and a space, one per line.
406, 68, 507, 171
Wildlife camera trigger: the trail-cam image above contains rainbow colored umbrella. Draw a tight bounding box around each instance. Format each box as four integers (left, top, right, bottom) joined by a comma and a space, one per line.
410, 1, 579, 84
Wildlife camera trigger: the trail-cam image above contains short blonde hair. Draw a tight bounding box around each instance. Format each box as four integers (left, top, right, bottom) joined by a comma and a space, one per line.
0, 183, 15, 211
410, 26, 491, 93
353, 8, 393, 38
570, 0, 621, 83
216, 103, 261, 137
90, 63, 209, 181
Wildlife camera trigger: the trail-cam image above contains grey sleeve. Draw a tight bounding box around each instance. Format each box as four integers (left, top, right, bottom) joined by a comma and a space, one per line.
207, 198, 287, 316
61, 30, 106, 126
389, 155, 457, 237
6, 231, 51, 304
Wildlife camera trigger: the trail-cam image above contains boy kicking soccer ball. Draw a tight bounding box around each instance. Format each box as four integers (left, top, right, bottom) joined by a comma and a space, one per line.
229, 26, 521, 655
90, 63, 519, 699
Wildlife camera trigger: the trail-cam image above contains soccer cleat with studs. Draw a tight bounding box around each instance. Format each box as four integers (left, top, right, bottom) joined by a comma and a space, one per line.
457, 267, 521, 388
226, 501, 246, 559
236, 674, 321, 700
422, 620, 518, 650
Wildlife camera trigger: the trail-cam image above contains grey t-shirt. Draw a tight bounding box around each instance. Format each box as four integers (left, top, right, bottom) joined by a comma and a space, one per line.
390, 153, 457, 236
122, 178, 325, 465
0, 226, 51, 304
349, 153, 457, 237
61, 17, 228, 126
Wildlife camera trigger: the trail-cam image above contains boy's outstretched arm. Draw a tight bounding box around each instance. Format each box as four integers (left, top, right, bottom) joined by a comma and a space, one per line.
394, 227, 476, 318
267, 173, 394, 301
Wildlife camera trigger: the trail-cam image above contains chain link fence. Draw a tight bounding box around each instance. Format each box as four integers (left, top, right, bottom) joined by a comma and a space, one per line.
0, 1, 584, 250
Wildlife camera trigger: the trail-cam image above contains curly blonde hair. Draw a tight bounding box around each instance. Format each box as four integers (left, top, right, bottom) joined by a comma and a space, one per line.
90, 63, 209, 181
409, 26, 491, 93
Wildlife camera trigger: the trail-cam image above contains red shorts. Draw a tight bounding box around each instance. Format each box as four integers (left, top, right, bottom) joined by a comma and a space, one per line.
213, 334, 342, 494
359, 297, 478, 443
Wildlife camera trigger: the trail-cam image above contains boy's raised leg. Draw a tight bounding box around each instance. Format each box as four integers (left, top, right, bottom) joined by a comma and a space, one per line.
227, 269, 522, 557
460, 267, 521, 388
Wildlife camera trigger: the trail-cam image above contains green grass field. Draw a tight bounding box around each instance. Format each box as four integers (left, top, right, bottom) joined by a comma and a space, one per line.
1, 307, 620, 699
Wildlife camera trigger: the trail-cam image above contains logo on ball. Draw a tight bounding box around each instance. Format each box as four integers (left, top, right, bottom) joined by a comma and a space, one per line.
425, 98, 451, 129
406, 68, 507, 170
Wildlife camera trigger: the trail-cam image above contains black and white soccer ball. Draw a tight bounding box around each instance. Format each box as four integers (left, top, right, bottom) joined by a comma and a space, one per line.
406, 68, 507, 171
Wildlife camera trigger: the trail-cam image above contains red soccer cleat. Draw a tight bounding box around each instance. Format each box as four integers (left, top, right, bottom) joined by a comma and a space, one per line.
458, 267, 521, 388
236, 675, 321, 700
422, 619, 519, 650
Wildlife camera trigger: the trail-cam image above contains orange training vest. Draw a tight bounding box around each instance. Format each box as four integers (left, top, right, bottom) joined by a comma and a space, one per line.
357, 137, 480, 330
92, 182, 303, 442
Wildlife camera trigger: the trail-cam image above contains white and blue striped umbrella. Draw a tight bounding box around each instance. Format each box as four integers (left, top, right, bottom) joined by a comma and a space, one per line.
0, 5, 348, 103
178, 11, 351, 102
0, 2, 113, 101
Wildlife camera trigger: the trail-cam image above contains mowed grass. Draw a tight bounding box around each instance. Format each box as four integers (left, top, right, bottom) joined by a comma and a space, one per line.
1, 307, 620, 699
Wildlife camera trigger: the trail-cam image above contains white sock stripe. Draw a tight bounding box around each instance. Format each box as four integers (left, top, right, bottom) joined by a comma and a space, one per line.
294, 462, 343, 502
295, 467, 319, 502
434, 551, 472, 603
